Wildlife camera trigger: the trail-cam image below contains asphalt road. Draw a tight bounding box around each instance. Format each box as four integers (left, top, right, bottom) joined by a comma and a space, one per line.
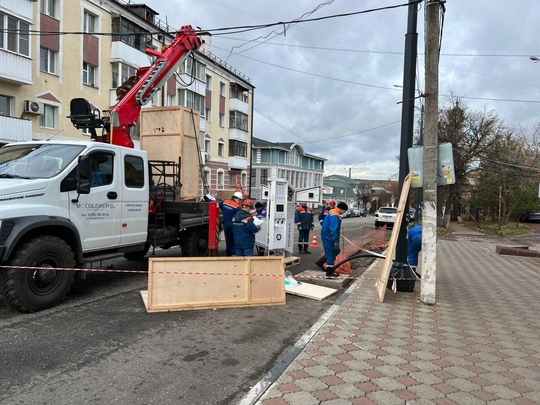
0, 215, 376, 405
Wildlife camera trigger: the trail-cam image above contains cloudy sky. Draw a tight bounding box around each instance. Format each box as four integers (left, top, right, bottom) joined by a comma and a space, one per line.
141, 0, 540, 180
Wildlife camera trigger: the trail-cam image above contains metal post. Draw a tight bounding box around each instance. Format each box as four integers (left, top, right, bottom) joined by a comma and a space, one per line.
421, 0, 440, 305
394, 0, 419, 267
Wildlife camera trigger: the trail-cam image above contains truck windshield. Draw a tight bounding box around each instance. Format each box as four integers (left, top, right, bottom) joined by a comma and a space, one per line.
0, 144, 85, 179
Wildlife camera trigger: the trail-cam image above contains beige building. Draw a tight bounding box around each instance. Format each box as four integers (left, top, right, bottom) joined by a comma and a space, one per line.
0, 0, 253, 198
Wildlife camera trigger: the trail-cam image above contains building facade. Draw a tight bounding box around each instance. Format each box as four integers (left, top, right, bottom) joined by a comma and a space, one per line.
0, 0, 253, 198
251, 137, 325, 201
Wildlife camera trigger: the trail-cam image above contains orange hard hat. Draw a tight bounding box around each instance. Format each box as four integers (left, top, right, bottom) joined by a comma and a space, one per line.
243, 199, 255, 209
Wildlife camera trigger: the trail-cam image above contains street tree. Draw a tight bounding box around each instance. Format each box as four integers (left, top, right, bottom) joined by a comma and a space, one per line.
436, 98, 507, 227
470, 132, 538, 226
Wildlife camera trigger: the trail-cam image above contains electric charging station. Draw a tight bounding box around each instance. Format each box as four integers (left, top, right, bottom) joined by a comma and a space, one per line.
256, 178, 293, 254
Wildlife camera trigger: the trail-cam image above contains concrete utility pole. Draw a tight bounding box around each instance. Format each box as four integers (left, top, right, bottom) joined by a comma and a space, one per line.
421, 0, 441, 305
393, 0, 419, 272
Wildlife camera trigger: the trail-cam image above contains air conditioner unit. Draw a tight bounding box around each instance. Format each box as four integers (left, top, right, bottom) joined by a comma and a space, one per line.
24, 100, 44, 115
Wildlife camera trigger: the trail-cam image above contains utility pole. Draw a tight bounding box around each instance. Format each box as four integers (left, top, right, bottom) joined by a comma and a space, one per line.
392, 0, 418, 273
414, 104, 424, 225
421, 0, 441, 305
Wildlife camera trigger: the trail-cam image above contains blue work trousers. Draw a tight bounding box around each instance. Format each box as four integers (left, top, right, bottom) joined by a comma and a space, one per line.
224, 226, 235, 256
322, 237, 339, 267
235, 247, 254, 257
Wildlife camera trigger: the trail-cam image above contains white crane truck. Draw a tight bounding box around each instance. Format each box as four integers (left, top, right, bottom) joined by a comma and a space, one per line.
0, 26, 218, 313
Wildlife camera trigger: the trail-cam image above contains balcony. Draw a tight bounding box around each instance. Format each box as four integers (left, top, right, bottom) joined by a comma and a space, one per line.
229, 128, 248, 143
228, 156, 248, 170
111, 41, 150, 68
0, 51, 32, 85
229, 97, 249, 114
0, 116, 32, 143
6, 1, 33, 20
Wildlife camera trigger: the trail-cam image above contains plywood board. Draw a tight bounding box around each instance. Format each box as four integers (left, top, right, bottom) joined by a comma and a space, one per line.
285, 282, 337, 300
377, 172, 412, 302
144, 256, 285, 312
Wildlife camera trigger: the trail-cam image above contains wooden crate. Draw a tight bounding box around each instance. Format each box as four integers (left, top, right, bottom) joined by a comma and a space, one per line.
141, 256, 286, 312
140, 107, 200, 199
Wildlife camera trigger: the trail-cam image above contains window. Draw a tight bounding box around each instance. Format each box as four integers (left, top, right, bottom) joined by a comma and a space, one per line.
219, 113, 225, 127
204, 139, 211, 152
0, 95, 12, 116
40, 0, 57, 18
178, 89, 205, 115
125, 155, 144, 188
112, 17, 151, 53
261, 169, 268, 186
230, 84, 248, 103
205, 108, 211, 122
251, 169, 256, 188
229, 111, 248, 131
228, 140, 247, 158
90, 152, 113, 187
184, 57, 205, 81
83, 11, 97, 34
40, 47, 57, 74
218, 142, 224, 157
83, 62, 96, 86
39, 104, 57, 129
205, 74, 212, 90
112, 62, 137, 88
219, 82, 226, 96
217, 170, 224, 188
203, 169, 210, 186
1, 14, 29, 57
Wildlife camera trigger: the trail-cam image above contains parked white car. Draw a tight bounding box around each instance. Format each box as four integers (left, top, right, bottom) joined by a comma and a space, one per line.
375, 207, 398, 228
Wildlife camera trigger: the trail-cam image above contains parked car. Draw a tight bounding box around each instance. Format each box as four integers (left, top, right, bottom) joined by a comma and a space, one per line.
520, 211, 540, 223
343, 208, 360, 218
358, 208, 367, 217
375, 207, 398, 228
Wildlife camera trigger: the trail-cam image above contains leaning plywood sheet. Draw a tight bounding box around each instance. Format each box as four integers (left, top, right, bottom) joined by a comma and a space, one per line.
285, 282, 337, 301
142, 256, 285, 312
377, 172, 412, 302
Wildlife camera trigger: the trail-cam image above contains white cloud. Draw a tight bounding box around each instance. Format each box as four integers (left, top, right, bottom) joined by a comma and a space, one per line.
143, 0, 540, 180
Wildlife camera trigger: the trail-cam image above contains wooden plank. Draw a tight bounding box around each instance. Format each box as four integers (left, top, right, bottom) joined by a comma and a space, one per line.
144, 256, 285, 312
285, 282, 337, 300
284, 256, 301, 268
377, 172, 412, 302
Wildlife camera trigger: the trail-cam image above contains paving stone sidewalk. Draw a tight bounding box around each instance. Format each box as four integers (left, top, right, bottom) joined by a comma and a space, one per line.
246, 235, 540, 405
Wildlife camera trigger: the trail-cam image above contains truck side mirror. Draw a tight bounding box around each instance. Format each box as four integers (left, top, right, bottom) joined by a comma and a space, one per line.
72, 155, 91, 202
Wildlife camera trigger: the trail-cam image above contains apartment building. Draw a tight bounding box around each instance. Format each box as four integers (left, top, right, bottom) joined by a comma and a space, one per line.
251, 137, 325, 202
0, 0, 253, 198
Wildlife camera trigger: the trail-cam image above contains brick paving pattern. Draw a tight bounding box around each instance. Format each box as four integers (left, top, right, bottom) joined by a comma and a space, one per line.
254, 237, 540, 404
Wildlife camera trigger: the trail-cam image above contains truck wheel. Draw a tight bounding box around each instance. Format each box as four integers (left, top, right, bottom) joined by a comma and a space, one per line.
0, 236, 75, 313
181, 228, 208, 257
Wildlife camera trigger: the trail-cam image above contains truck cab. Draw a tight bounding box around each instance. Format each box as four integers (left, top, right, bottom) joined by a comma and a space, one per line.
0, 140, 149, 312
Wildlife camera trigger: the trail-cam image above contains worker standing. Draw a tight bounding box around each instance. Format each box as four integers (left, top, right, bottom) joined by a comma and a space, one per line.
219, 191, 243, 256
318, 200, 335, 225
316, 202, 348, 277
295, 202, 314, 254
232, 199, 261, 256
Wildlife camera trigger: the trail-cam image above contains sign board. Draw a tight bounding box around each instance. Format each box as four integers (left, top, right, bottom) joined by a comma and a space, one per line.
407, 142, 456, 188
295, 186, 321, 204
